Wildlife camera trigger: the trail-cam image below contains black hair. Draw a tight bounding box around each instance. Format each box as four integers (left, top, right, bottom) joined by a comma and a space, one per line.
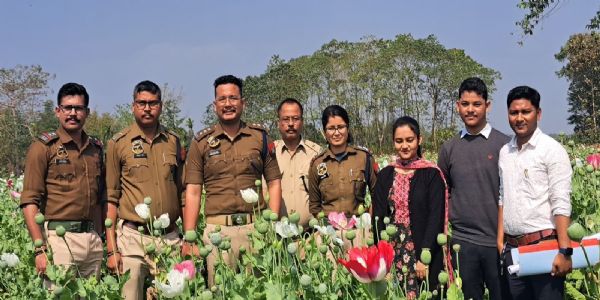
277, 98, 304, 117
214, 75, 243, 97
392, 116, 422, 158
459, 77, 488, 101
133, 80, 162, 101
57, 82, 89, 107
321, 104, 353, 144
507, 85, 541, 109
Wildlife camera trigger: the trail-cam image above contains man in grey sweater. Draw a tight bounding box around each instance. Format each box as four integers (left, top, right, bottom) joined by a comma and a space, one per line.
438, 77, 510, 300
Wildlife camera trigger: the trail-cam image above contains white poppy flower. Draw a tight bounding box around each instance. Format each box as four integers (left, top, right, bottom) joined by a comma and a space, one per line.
135, 203, 150, 220
1, 253, 19, 268
240, 188, 259, 204
158, 213, 170, 229
154, 269, 186, 298
275, 219, 299, 238
314, 225, 336, 238
354, 213, 372, 230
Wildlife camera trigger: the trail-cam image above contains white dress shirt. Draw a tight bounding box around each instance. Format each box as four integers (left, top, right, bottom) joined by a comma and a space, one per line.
460, 122, 492, 139
499, 128, 572, 236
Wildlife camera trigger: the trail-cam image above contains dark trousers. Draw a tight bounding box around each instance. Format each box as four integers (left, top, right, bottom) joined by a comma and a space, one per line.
503, 244, 565, 300
452, 239, 508, 300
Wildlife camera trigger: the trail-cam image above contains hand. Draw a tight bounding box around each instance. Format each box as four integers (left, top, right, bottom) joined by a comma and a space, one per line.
415, 261, 428, 280
35, 253, 47, 275
551, 253, 572, 277
181, 242, 200, 258
107, 252, 123, 274
497, 242, 504, 255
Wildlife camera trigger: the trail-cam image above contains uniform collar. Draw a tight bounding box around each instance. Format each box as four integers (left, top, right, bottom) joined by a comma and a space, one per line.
278, 137, 306, 154
56, 126, 88, 148
460, 123, 492, 139
508, 127, 542, 149
324, 144, 356, 160
130, 122, 168, 141
213, 121, 250, 140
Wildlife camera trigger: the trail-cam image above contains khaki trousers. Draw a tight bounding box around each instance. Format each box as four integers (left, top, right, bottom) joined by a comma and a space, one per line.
116, 219, 181, 300
44, 223, 103, 289
202, 223, 254, 287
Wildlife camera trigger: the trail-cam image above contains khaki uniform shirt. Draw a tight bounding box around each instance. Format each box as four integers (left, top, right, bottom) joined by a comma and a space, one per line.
21, 127, 105, 221
275, 138, 321, 226
106, 123, 184, 223
308, 145, 377, 216
185, 122, 281, 216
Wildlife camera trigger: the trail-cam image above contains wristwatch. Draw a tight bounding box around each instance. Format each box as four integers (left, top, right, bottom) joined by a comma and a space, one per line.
558, 247, 573, 257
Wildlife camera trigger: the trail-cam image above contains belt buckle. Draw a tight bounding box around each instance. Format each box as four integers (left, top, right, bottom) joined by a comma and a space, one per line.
231, 214, 247, 226
68, 222, 81, 232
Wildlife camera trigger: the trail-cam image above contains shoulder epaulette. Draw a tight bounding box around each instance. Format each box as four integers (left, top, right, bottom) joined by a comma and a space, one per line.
303, 140, 322, 153
111, 127, 131, 142
89, 136, 103, 148
311, 149, 327, 164
165, 128, 180, 139
247, 123, 268, 132
194, 126, 215, 141
353, 145, 372, 155
37, 132, 58, 144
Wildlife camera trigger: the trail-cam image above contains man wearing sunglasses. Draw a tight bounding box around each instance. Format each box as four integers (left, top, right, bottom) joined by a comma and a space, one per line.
21, 82, 105, 289
105, 80, 184, 300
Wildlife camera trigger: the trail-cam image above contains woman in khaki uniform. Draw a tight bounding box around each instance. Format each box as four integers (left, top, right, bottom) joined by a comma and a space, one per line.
308, 105, 377, 230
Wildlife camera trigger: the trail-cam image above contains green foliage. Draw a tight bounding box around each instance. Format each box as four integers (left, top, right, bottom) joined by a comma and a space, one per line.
0, 65, 53, 175
516, 1, 600, 36
556, 33, 600, 144
204, 35, 499, 154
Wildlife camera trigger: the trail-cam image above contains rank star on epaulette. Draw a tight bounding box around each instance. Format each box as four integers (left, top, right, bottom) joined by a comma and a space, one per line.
39, 132, 58, 143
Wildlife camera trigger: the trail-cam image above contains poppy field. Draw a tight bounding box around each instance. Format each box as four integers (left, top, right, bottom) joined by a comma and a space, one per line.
0, 140, 599, 299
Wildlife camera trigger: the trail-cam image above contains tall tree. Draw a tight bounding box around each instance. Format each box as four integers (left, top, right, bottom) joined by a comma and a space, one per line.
556, 32, 600, 143
0, 65, 53, 174
202, 35, 500, 153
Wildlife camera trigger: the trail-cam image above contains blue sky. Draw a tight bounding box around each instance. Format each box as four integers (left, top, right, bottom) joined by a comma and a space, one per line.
1, 1, 597, 134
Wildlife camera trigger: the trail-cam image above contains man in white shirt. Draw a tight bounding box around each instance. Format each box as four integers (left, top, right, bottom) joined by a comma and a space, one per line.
275, 98, 321, 227
498, 85, 573, 300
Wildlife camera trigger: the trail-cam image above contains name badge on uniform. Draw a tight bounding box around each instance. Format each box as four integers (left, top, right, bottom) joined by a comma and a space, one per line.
207, 136, 220, 148
208, 149, 221, 157
317, 162, 329, 180
55, 145, 70, 164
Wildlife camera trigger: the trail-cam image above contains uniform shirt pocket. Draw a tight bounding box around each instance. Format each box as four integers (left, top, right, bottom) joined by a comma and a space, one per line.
205, 155, 229, 180
352, 171, 367, 199
319, 177, 336, 205
162, 153, 178, 181
48, 159, 77, 192
126, 160, 151, 183
237, 153, 263, 177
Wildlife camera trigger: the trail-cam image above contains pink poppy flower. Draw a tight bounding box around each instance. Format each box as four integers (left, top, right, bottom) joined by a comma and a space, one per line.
328, 211, 356, 230
174, 260, 196, 280
587, 154, 600, 169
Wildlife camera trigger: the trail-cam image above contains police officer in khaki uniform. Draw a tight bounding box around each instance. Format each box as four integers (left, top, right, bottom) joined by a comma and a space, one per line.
275, 98, 321, 227
21, 82, 105, 283
105, 81, 184, 300
182, 75, 282, 285
308, 105, 377, 217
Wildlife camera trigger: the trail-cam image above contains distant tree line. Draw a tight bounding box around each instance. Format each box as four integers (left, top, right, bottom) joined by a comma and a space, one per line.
3, 33, 597, 175
203, 34, 500, 153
